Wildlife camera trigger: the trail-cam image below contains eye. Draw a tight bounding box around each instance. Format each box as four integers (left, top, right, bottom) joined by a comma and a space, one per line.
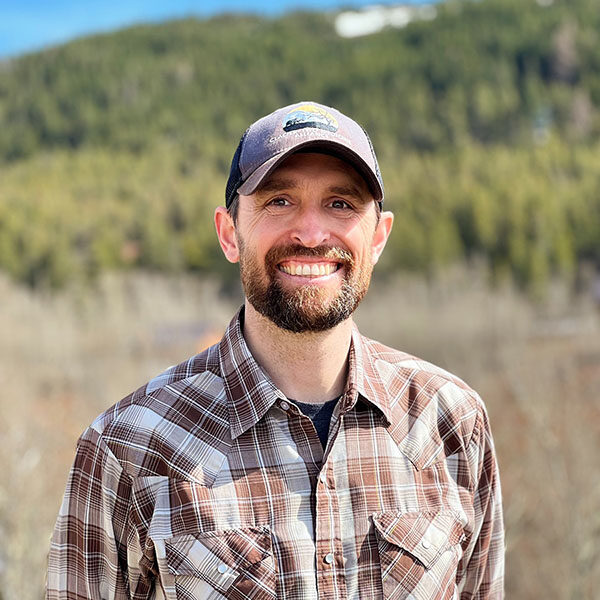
266, 196, 290, 207
330, 198, 353, 210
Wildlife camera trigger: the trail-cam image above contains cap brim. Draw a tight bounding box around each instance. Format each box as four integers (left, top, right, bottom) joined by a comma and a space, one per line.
237, 140, 383, 202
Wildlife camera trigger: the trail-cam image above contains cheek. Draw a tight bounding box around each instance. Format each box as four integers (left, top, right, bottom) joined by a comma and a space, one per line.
353, 226, 379, 264
243, 226, 276, 254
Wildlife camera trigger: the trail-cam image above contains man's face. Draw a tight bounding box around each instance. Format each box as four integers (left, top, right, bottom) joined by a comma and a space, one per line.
217, 152, 393, 333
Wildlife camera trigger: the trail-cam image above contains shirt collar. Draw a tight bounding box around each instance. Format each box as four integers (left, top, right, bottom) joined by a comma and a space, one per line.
348, 324, 448, 470
219, 308, 399, 439
341, 323, 395, 426
219, 307, 283, 439
220, 308, 451, 471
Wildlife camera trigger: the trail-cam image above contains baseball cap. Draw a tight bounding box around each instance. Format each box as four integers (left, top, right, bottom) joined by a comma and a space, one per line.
225, 101, 384, 208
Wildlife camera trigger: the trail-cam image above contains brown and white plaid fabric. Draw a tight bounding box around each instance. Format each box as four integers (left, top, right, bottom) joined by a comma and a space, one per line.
47, 308, 504, 599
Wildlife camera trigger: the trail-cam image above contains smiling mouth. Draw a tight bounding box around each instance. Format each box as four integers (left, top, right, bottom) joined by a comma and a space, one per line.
277, 260, 341, 277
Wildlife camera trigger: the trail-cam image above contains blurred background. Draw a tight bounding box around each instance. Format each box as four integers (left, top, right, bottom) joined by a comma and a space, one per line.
1, 0, 599, 597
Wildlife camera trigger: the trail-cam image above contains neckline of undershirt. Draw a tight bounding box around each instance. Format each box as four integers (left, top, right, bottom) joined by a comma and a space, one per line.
292, 397, 339, 418
289, 397, 340, 450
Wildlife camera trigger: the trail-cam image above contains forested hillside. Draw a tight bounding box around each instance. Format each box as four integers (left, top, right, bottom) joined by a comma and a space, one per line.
1, 0, 599, 292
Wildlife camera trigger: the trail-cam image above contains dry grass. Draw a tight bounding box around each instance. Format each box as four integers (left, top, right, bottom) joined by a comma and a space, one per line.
1, 268, 598, 599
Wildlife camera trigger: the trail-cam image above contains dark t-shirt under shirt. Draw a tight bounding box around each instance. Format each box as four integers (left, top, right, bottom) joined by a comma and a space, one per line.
292, 397, 339, 449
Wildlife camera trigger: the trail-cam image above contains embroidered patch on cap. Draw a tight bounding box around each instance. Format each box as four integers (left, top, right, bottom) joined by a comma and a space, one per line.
282, 104, 338, 133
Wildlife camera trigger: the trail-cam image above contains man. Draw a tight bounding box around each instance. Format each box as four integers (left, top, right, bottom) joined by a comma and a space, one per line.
47, 101, 504, 599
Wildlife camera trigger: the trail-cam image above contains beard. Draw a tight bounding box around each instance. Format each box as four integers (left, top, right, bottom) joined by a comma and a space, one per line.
237, 239, 372, 333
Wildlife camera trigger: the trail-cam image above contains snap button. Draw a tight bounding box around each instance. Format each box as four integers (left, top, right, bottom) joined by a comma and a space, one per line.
280, 401, 290, 411
324, 552, 334, 564
217, 563, 228, 574
421, 539, 431, 549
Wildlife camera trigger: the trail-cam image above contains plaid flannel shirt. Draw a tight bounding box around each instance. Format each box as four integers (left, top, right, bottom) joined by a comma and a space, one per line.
47, 308, 504, 599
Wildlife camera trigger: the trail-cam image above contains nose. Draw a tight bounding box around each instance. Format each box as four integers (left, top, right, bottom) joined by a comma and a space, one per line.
290, 205, 330, 248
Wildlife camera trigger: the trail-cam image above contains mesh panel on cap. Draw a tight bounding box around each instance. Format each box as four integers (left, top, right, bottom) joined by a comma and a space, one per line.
361, 125, 384, 204
225, 129, 249, 208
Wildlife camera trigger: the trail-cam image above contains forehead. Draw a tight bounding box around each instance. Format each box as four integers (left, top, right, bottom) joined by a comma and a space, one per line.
256, 152, 371, 196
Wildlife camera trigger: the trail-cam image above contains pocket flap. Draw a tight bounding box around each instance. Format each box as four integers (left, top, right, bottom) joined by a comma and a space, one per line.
372, 511, 464, 569
165, 526, 272, 577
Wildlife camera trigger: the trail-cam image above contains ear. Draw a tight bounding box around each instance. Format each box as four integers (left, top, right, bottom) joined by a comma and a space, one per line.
214, 206, 240, 263
371, 210, 394, 265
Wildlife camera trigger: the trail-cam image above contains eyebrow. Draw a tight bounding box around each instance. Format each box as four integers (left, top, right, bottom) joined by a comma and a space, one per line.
256, 178, 298, 194
256, 180, 368, 202
328, 185, 368, 202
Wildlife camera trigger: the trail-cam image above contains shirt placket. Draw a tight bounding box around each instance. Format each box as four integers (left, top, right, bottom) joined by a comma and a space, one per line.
282, 399, 348, 599
314, 408, 347, 600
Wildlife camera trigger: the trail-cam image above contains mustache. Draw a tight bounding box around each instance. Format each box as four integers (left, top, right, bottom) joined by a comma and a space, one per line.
264, 244, 354, 266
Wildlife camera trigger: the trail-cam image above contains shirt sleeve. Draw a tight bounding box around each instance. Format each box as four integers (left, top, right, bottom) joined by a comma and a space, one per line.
457, 402, 505, 599
46, 426, 151, 599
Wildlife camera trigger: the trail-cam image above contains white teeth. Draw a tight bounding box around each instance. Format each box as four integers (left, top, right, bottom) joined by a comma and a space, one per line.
279, 262, 338, 276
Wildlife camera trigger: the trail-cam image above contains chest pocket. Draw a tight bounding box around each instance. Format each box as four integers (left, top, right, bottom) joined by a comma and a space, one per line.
372, 511, 465, 600
165, 526, 278, 600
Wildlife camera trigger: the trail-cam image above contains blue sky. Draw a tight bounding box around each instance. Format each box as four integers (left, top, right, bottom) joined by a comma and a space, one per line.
0, 0, 435, 58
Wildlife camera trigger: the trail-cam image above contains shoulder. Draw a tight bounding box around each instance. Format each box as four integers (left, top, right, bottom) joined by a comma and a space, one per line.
82, 342, 230, 483
357, 333, 488, 470
359, 333, 483, 416
361, 334, 470, 383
